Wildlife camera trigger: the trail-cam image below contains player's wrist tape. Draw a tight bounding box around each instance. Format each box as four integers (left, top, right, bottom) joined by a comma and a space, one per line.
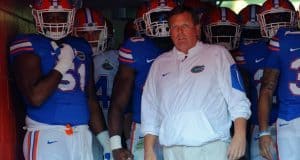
110, 135, 122, 150
96, 130, 111, 151
258, 130, 271, 138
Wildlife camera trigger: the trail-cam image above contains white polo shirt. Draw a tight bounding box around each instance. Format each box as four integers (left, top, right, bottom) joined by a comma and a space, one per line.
141, 41, 251, 147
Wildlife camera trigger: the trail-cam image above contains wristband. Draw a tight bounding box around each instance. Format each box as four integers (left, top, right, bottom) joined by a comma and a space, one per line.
110, 135, 122, 150
96, 131, 110, 150
258, 130, 271, 138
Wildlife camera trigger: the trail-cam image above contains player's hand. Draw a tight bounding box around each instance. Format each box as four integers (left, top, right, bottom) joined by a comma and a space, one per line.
51, 41, 75, 74
112, 148, 133, 160
259, 135, 275, 160
227, 133, 246, 160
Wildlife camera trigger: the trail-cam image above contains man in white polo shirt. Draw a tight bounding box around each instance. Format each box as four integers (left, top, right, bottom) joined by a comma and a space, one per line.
141, 6, 251, 160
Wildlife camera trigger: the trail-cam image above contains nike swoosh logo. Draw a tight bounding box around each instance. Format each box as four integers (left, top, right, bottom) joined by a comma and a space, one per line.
47, 140, 58, 144
279, 123, 288, 127
255, 58, 264, 63
146, 58, 155, 63
290, 48, 300, 52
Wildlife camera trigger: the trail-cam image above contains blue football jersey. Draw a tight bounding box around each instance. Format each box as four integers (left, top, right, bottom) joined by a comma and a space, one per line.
118, 37, 162, 123
234, 40, 278, 125
10, 34, 93, 125
266, 28, 300, 121
93, 50, 119, 123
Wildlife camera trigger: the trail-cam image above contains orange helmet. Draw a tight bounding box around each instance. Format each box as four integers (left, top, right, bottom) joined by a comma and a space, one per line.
32, 0, 76, 40
257, 0, 296, 38
204, 7, 241, 51
144, 0, 178, 37
74, 8, 107, 53
134, 2, 150, 36
239, 4, 262, 43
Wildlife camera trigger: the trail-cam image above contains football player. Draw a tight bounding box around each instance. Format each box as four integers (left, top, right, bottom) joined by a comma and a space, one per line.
108, 0, 176, 159
233, 4, 279, 160
257, 0, 298, 159
203, 7, 241, 51
9, 0, 110, 160
74, 8, 118, 160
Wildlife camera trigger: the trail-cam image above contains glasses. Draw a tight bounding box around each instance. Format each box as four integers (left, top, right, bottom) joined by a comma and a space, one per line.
170, 23, 194, 31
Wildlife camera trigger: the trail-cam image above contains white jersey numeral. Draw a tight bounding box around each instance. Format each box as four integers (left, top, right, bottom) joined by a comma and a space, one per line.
58, 63, 86, 91
290, 59, 300, 95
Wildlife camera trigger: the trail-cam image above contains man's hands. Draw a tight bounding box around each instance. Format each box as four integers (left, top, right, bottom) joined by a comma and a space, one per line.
259, 135, 276, 160
109, 135, 133, 160
144, 149, 157, 160
228, 118, 247, 160
112, 148, 133, 160
51, 41, 75, 74
227, 133, 246, 160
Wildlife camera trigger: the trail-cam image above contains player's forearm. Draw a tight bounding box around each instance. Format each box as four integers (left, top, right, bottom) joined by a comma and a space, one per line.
87, 65, 108, 133
13, 54, 63, 106
258, 68, 279, 131
108, 99, 131, 136
108, 105, 125, 136
24, 70, 62, 106
258, 91, 272, 131
89, 100, 107, 133
108, 69, 134, 136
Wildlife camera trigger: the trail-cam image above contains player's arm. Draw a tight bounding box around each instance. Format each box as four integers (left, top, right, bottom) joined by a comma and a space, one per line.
87, 61, 107, 133
86, 60, 113, 159
108, 64, 135, 159
12, 53, 62, 107
258, 68, 279, 160
258, 68, 279, 131
12, 42, 75, 106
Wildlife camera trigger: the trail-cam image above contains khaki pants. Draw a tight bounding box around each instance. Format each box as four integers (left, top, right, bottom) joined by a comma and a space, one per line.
163, 140, 228, 160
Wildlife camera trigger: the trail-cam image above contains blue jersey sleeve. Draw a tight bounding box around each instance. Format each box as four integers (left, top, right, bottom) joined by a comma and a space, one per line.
10, 34, 35, 59
118, 37, 138, 68
266, 37, 281, 70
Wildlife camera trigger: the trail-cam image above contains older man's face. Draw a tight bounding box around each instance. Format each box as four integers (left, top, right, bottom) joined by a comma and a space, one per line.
169, 12, 199, 53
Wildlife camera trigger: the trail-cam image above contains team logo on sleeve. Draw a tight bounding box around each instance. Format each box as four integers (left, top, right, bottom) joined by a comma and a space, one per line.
191, 65, 205, 73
